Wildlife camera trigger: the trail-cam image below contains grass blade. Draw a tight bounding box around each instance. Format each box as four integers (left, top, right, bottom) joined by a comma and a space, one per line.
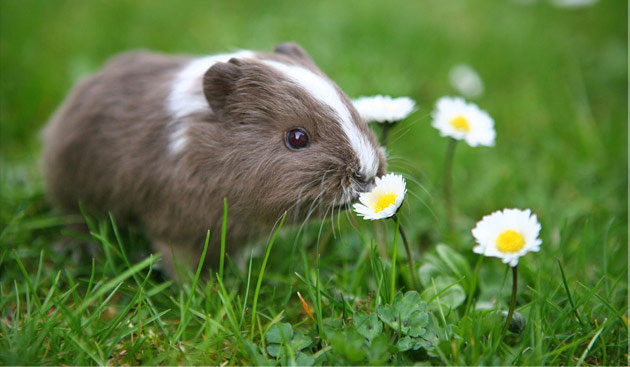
174, 230, 211, 342
557, 259, 585, 326
250, 212, 286, 339
220, 198, 228, 281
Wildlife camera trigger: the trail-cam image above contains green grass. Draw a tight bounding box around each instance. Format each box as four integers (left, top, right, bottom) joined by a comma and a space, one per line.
1, 0, 627, 365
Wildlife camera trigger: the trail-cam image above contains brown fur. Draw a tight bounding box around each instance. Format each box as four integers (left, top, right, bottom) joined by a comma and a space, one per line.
42, 43, 386, 276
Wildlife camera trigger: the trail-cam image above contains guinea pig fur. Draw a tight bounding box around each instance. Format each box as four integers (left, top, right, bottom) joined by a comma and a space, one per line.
42, 43, 387, 276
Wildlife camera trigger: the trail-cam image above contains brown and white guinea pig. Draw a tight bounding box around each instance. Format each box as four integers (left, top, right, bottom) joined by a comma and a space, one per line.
42, 42, 387, 276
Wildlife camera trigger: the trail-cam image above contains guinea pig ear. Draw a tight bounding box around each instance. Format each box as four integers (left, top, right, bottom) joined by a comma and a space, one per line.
274, 42, 315, 66
203, 58, 243, 115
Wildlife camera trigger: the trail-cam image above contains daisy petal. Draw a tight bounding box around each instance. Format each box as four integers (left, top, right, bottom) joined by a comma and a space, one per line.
431, 96, 496, 147
471, 208, 542, 267
353, 95, 416, 123
352, 173, 407, 220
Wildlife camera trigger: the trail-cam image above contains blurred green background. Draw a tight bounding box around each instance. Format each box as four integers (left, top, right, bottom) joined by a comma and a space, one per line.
1, 0, 626, 225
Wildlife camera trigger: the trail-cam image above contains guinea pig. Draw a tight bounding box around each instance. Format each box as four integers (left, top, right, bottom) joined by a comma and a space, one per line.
42, 42, 387, 276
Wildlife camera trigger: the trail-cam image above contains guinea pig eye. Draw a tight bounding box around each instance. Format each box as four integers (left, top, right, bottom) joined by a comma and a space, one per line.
285, 128, 310, 150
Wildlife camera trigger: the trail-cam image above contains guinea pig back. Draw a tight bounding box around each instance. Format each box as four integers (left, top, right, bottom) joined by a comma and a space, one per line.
42, 43, 386, 276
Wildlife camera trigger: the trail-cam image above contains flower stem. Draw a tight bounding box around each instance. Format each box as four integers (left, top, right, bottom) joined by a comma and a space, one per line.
502, 265, 518, 337
389, 216, 399, 303
392, 215, 418, 290
443, 138, 458, 242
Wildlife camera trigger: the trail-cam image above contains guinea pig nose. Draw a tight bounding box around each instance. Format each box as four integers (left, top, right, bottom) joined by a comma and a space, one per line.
355, 174, 375, 193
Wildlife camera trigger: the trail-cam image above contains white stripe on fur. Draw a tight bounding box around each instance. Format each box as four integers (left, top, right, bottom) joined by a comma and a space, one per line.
166, 51, 380, 179
167, 50, 254, 154
168, 50, 254, 119
168, 124, 189, 155
262, 60, 379, 178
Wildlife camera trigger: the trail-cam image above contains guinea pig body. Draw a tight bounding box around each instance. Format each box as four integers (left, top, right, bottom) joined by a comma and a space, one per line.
42, 43, 386, 275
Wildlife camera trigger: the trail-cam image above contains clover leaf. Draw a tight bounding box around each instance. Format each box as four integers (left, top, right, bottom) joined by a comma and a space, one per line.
353, 312, 383, 341
395, 336, 430, 352
265, 322, 313, 363
266, 323, 294, 345
377, 291, 428, 337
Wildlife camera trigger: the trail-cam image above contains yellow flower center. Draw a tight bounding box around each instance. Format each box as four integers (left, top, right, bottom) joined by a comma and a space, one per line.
373, 193, 397, 213
450, 115, 471, 132
496, 230, 526, 253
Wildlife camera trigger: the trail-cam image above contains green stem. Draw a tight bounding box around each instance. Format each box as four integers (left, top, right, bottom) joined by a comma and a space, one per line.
389, 216, 399, 303
443, 138, 458, 242
464, 256, 483, 316
502, 265, 518, 337
392, 215, 418, 290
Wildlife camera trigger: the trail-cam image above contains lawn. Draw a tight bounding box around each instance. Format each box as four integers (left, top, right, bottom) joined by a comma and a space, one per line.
0, 0, 627, 365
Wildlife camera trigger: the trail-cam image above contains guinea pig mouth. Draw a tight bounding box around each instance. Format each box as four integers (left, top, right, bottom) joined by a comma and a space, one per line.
333, 188, 362, 212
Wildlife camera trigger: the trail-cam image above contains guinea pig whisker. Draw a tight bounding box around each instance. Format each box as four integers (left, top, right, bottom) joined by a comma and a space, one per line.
402, 174, 433, 199
290, 168, 331, 223
332, 190, 348, 239
291, 195, 324, 256
293, 193, 316, 235
322, 169, 348, 240
289, 166, 344, 253
334, 194, 345, 236
383, 165, 434, 201
290, 185, 311, 223
332, 197, 344, 239
343, 204, 355, 227
306, 185, 327, 219
397, 173, 439, 220
329, 203, 337, 240
316, 203, 333, 248
385, 113, 429, 146
405, 190, 440, 223
299, 179, 329, 235
306, 168, 336, 216
325, 195, 335, 236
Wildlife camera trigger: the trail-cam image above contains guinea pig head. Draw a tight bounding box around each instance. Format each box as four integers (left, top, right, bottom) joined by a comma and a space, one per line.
202, 46, 387, 224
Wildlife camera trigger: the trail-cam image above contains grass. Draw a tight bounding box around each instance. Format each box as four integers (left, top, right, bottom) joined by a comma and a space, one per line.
1, 0, 627, 365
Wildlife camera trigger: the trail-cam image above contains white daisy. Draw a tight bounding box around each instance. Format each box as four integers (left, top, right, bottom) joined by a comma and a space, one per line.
471, 208, 542, 267
352, 95, 416, 123
353, 173, 407, 220
431, 96, 496, 147
449, 64, 484, 98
